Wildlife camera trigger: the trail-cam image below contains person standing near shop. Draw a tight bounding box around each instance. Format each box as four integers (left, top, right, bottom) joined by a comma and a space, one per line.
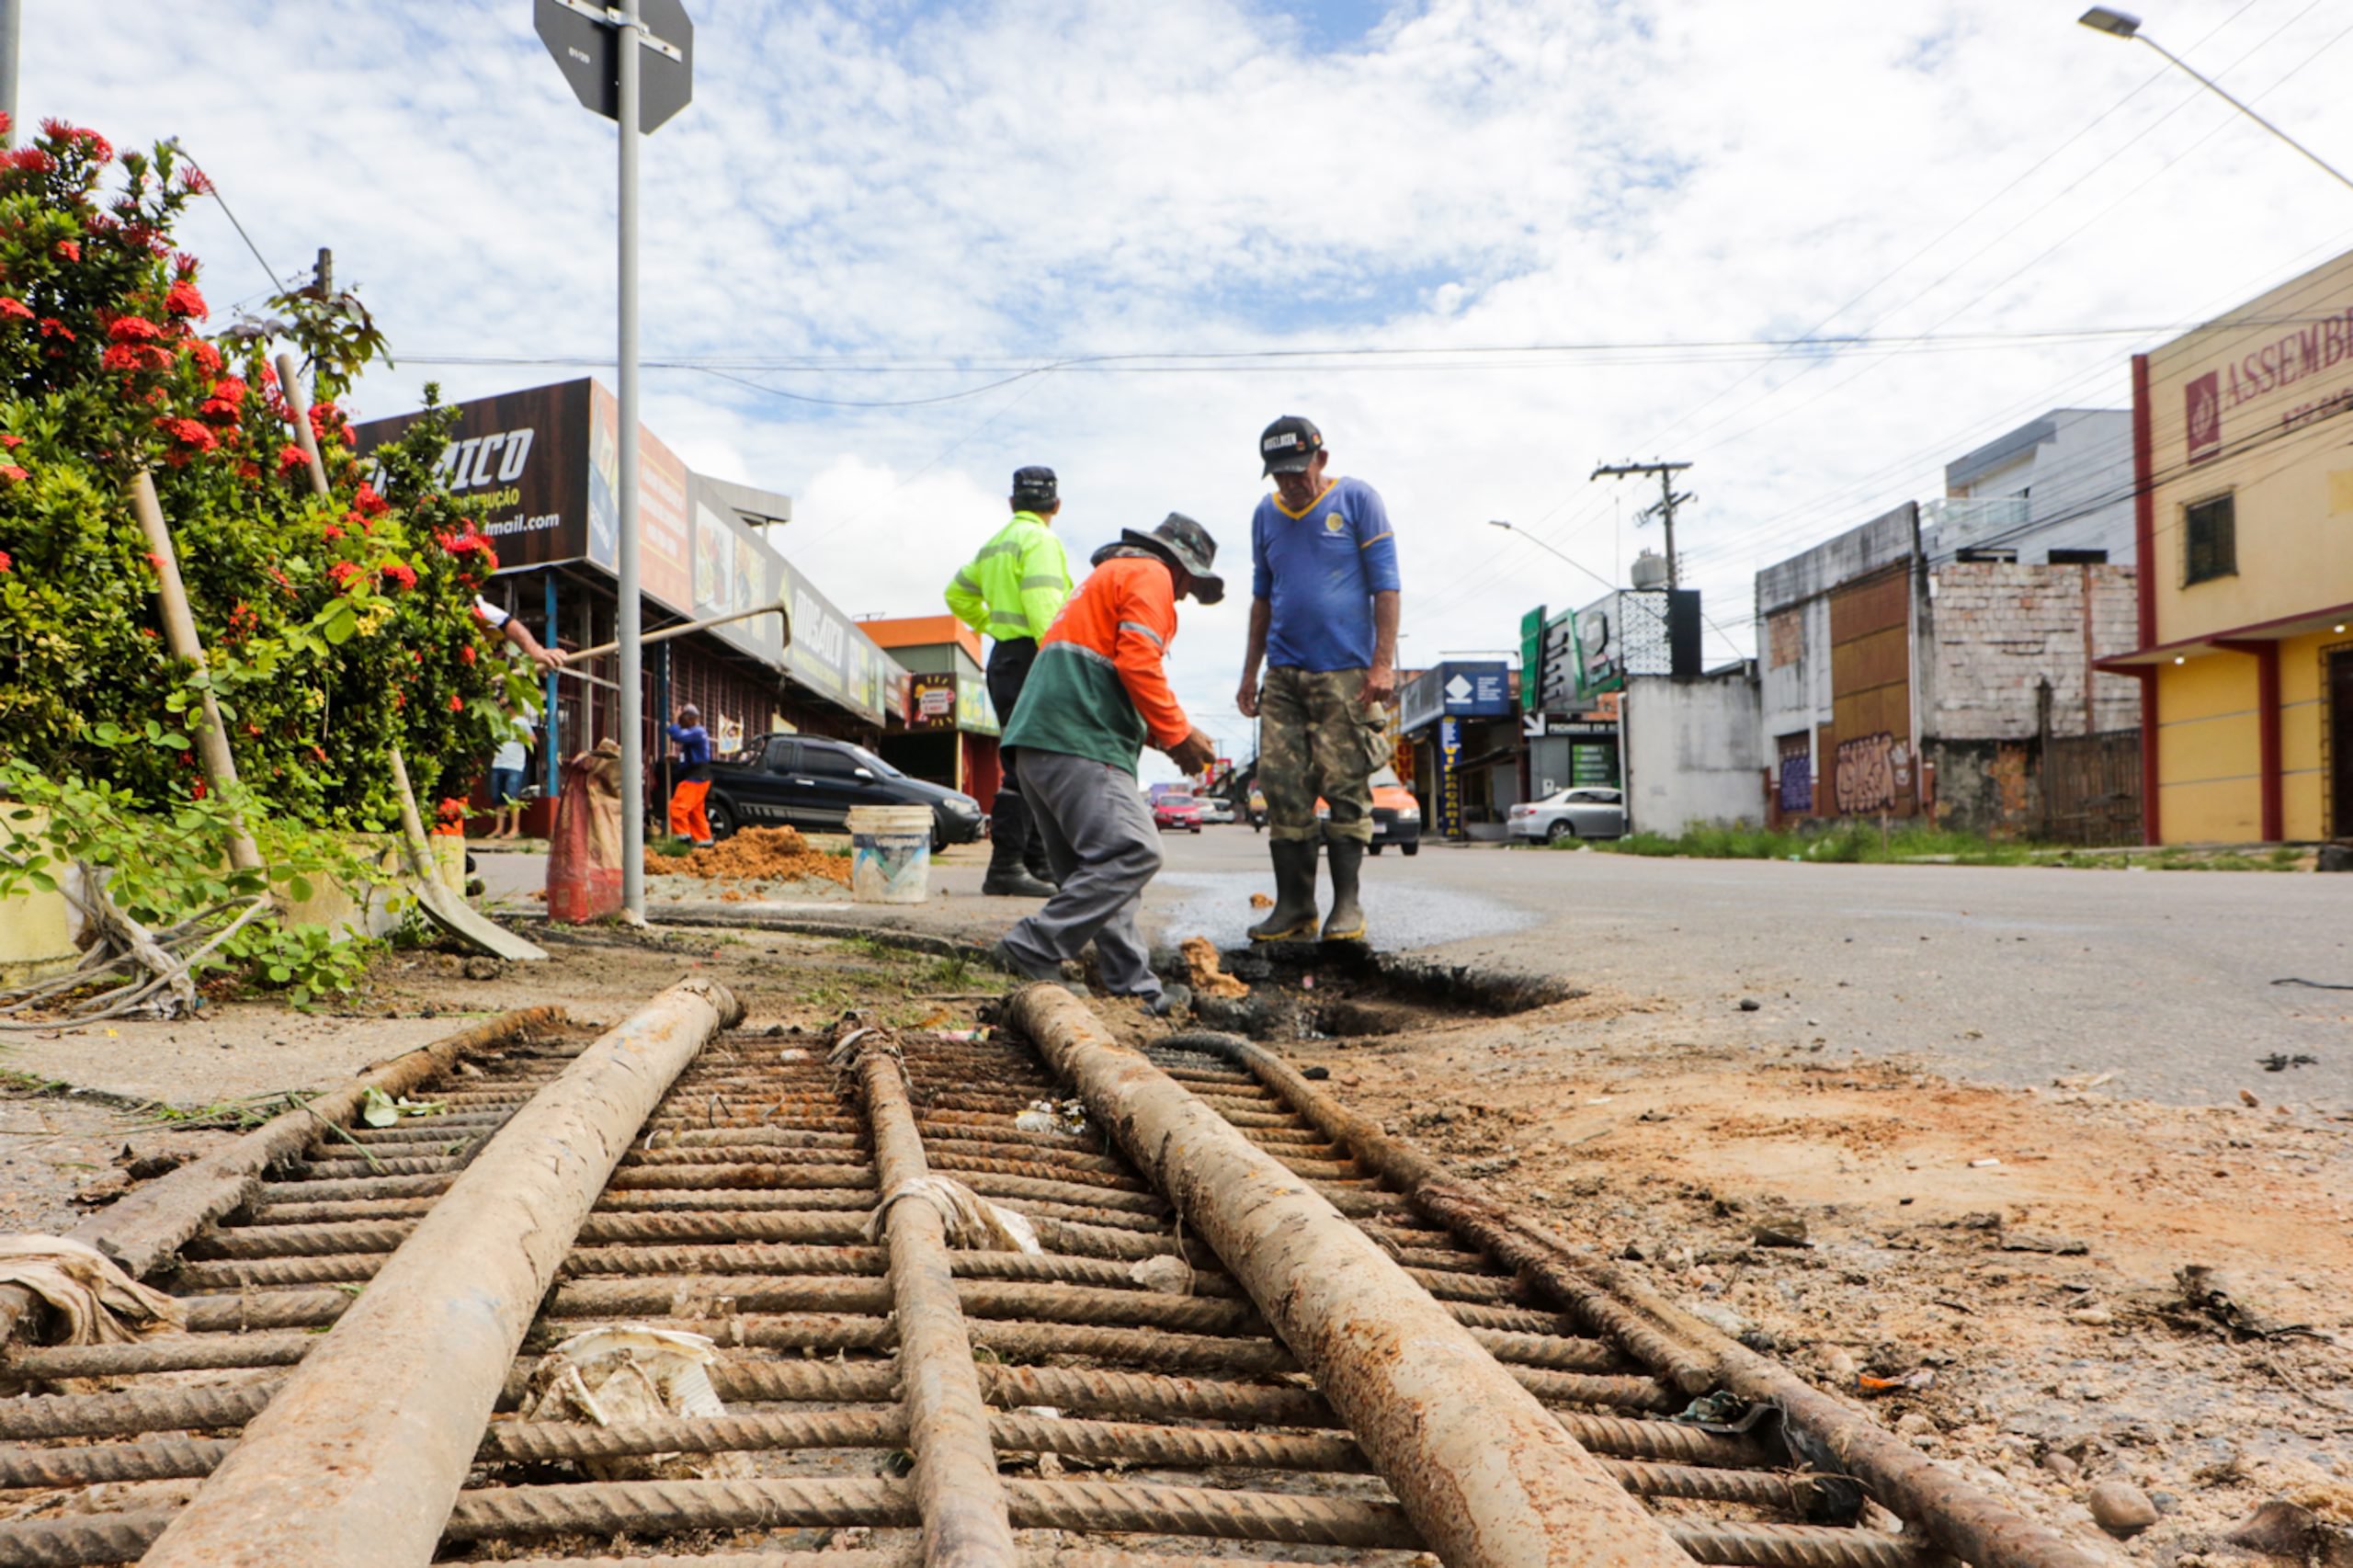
665, 703, 714, 848
484, 710, 534, 840
1235, 416, 1401, 944
991, 515, 1223, 1016
944, 464, 1074, 898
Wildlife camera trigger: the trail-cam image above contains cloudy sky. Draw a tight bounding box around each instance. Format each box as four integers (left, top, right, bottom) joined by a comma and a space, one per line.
42, 0, 2353, 775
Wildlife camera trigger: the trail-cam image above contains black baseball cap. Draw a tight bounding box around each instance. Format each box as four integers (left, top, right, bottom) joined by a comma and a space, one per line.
1011, 465, 1058, 507
1259, 416, 1323, 476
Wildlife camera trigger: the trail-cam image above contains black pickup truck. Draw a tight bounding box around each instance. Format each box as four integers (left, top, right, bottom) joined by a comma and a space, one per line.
701, 733, 985, 851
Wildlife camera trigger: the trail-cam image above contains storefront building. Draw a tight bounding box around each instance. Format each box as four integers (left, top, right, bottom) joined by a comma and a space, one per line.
358, 379, 905, 834
1398, 661, 1518, 838
858, 615, 1005, 811
2101, 249, 2353, 843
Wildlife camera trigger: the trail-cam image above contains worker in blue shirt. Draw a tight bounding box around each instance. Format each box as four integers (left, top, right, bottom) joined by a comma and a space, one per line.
665, 704, 714, 847
1235, 416, 1402, 944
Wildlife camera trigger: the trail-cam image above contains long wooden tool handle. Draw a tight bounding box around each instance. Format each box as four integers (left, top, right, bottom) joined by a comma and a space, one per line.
129, 472, 266, 874
565, 600, 790, 664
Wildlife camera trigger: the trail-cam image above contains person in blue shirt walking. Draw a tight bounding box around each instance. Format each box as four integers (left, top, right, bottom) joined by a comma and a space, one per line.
1235, 416, 1402, 944
665, 704, 715, 847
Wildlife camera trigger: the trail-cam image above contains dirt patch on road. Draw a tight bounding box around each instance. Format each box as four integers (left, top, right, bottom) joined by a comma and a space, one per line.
1290, 993, 2353, 1559
645, 826, 852, 889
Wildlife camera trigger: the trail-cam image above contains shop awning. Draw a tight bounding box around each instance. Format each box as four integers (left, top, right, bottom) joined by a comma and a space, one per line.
2097, 598, 2353, 670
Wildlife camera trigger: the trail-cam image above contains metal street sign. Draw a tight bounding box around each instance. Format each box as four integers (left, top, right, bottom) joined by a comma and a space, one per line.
536, 0, 694, 132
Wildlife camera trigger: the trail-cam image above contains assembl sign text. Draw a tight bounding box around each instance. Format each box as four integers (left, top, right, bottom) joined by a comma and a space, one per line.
2213, 306, 2353, 409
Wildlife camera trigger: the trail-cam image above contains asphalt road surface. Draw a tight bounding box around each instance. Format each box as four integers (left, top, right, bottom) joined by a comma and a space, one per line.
1147, 827, 2353, 1112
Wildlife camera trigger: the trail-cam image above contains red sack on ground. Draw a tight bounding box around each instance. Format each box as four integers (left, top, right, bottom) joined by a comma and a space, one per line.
547, 740, 625, 923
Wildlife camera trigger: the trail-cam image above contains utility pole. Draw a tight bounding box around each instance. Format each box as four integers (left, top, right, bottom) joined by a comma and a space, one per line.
0, 0, 18, 148
1589, 460, 1694, 587
311, 249, 332, 403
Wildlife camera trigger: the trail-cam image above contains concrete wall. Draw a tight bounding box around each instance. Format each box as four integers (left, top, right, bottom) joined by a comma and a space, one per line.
1625, 670, 1763, 833
1923, 562, 2142, 741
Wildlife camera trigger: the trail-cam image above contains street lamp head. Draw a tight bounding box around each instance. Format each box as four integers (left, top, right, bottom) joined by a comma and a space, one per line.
1487, 519, 1512, 530
2078, 6, 2142, 39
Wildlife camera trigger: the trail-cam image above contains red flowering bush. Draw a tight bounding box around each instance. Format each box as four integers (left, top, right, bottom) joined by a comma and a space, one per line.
0, 119, 536, 835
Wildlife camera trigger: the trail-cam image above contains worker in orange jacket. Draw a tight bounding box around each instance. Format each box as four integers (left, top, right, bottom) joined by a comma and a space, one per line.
990, 515, 1222, 1016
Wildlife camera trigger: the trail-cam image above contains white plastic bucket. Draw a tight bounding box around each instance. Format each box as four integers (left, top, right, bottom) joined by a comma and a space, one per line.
847, 805, 934, 904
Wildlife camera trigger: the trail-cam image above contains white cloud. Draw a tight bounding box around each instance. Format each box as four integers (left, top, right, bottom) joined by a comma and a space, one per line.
39, 0, 2353, 752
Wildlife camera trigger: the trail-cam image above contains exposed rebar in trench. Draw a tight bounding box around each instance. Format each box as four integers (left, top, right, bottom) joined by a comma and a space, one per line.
1003, 982, 1692, 1568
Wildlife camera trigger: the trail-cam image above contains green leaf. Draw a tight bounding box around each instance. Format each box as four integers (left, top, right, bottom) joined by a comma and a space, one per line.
28, 870, 54, 892
287, 876, 313, 903
93, 722, 121, 744
143, 719, 163, 742
156, 733, 188, 750
359, 1086, 399, 1128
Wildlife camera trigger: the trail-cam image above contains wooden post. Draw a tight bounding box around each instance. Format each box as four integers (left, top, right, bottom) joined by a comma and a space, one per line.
128, 472, 265, 874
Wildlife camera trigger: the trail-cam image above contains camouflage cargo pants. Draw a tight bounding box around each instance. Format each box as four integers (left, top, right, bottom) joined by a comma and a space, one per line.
1258, 665, 1392, 845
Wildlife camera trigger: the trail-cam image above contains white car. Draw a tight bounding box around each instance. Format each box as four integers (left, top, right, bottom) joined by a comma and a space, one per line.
1508, 787, 1626, 843
1198, 797, 1236, 824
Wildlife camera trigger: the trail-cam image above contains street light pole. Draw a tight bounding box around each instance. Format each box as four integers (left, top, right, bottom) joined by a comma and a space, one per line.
1484, 519, 1620, 594
617, 0, 646, 919
2078, 7, 2353, 196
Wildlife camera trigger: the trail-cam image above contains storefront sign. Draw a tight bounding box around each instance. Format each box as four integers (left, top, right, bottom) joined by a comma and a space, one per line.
1402, 660, 1513, 732
956, 673, 999, 736
359, 377, 900, 727
357, 381, 593, 574
1437, 716, 1463, 837
908, 672, 958, 731
1518, 606, 1546, 712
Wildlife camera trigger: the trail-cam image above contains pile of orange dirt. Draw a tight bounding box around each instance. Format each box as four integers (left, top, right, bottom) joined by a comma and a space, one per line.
644, 826, 850, 887
1179, 936, 1251, 1000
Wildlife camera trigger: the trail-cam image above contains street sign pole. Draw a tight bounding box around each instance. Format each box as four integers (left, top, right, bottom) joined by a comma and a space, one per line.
616, 0, 645, 919
537, 0, 691, 922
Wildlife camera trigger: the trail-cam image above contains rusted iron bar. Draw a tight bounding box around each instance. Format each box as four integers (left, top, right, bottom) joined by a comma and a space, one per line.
1189, 1028, 2108, 1568
1005, 984, 1691, 1568
0, 1007, 564, 1349
848, 1031, 1017, 1568
139, 979, 743, 1568
431, 1475, 1421, 1550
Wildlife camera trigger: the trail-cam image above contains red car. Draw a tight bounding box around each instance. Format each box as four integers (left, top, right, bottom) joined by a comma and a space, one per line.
1152, 791, 1204, 833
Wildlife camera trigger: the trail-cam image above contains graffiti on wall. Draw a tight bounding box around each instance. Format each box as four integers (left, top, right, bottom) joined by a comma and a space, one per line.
1833, 732, 1914, 814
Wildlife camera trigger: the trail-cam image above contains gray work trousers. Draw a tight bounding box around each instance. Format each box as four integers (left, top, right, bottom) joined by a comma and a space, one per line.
999, 748, 1163, 999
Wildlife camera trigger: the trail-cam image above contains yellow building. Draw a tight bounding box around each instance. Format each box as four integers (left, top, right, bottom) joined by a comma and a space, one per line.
2105, 247, 2353, 843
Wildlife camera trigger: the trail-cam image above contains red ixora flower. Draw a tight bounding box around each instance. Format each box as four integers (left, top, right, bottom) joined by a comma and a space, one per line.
0, 466, 28, 484
52, 239, 78, 263
37, 317, 73, 341
379, 561, 418, 592
102, 343, 172, 371
275, 443, 308, 475
163, 278, 207, 319
107, 315, 163, 343
190, 778, 207, 801
186, 338, 221, 375
459, 643, 477, 665
0, 298, 30, 321
326, 560, 361, 588
0, 550, 12, 574
153, 415, 216, 451
446, 693, 464, 713
352, 481, 390, 517
0, 435, 20, 448
321, 523, 343, 540
40, 120, 112, 164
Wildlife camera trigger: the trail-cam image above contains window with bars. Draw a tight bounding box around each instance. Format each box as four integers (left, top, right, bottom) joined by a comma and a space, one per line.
2184, 494, 2235, 586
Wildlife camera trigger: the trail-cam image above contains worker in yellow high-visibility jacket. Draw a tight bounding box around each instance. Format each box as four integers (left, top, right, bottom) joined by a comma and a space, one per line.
945, 465, 1074, 896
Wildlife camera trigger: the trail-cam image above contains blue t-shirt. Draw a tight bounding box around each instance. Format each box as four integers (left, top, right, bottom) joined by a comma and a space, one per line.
1250, 476, 1401, 672
666, 722, 711, 781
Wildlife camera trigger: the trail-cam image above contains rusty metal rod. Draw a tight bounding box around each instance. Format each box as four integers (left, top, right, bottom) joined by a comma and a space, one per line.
1004, 985, 1691, 1568
138, 978, 744, 1568
850, 1034, 1017, 1568
0, 1008, 563, 1350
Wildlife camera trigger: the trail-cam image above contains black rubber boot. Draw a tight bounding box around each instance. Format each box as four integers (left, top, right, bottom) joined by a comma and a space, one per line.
1247, 839, 1322, 943
1322, 838, 1368, 941
983, 790, 1056, 898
